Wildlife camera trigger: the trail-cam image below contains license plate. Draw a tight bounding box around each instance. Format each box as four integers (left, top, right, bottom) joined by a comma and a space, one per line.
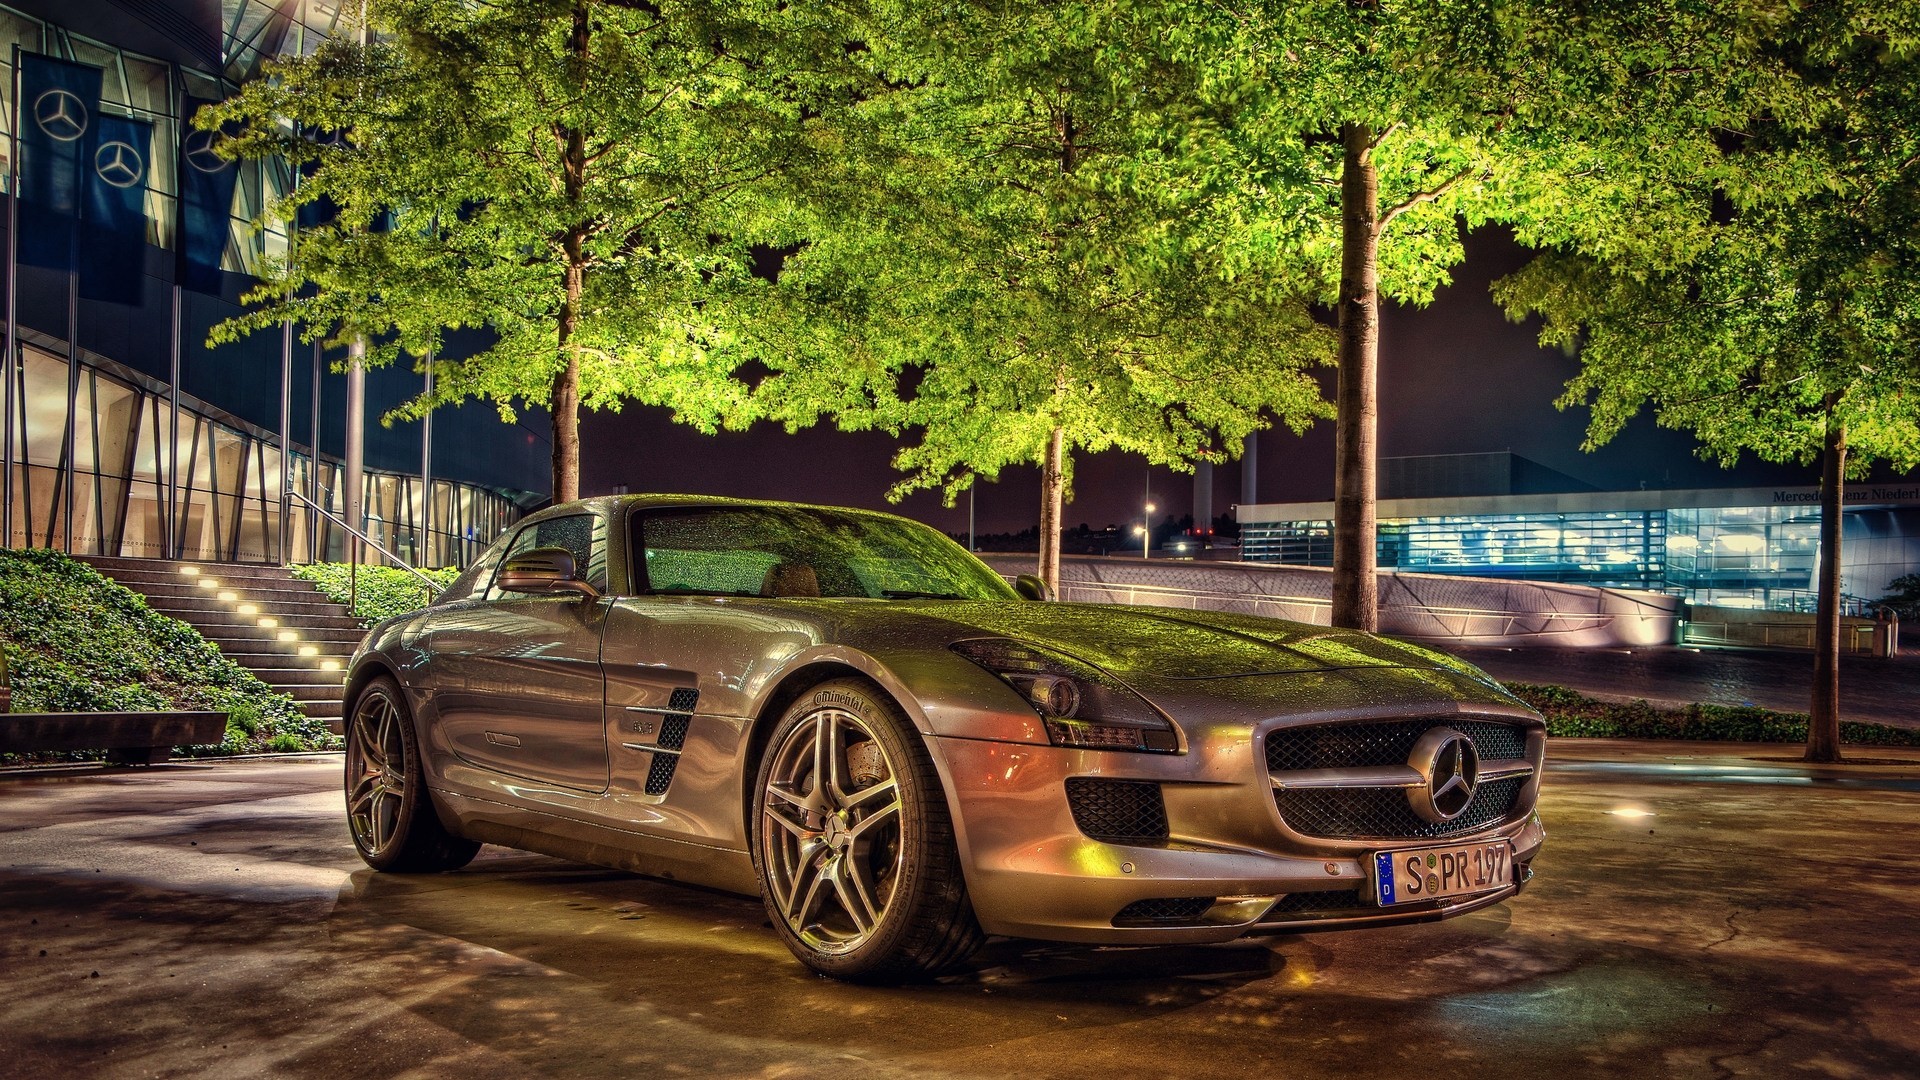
1372, 840, 1512, 906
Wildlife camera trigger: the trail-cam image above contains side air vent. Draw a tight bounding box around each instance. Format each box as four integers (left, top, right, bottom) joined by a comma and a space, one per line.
1065, 778, 1169, 844
644, 688, 700, 796
1112, 896, 1215, 927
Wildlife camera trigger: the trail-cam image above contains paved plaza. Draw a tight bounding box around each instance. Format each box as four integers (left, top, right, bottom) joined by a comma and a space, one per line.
3, 747, 1918, 1079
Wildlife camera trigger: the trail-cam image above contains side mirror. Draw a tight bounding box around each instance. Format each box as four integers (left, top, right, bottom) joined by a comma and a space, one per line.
1014, 574, 1056, 602
498, 547, 599, 599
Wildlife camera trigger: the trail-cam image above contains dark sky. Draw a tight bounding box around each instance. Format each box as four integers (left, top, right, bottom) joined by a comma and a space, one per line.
579, 229, 1856, 537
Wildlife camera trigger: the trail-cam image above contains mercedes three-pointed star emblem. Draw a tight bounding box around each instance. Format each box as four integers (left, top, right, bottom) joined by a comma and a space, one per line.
182, 128, 228, 174
33, 88, 89, 142
94, 140, 144, 189
1407, 726, 1481, 824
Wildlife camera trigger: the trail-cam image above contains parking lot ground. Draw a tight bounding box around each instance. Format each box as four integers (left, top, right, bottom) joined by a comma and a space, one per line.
3, 744, 1918, 1080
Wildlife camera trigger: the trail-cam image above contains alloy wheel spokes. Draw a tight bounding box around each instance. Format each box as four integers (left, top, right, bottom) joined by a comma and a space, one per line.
348, 692, 406, 856
762, 708, 904, 953
781, 842, 829, 923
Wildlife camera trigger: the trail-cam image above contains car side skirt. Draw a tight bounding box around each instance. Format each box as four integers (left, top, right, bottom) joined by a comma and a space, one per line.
437, 789, 760, 896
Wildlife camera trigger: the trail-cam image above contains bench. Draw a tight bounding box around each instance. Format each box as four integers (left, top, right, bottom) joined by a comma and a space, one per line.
0, 711, 228, 764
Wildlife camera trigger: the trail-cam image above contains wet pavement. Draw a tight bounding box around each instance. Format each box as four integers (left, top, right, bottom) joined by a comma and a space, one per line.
2, 749, 1918, 1079
1448, 644, 1920, 729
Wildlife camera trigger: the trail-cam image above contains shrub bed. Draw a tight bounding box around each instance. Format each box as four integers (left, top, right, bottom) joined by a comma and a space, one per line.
290, 563, 460, 627
0, 548, 336, 759
1507, 682, 1920, 748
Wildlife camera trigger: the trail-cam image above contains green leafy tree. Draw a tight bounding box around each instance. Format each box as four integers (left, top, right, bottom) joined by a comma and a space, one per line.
1879, 575, 1920, 622
1180, 0, 1787, 629
753, 0, 1335, 591
1496, 2, 1920, 762
205, 0, 833, 501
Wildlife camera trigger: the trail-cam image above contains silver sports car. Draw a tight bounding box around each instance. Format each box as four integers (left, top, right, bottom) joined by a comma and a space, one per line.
342, 495, 1546, 981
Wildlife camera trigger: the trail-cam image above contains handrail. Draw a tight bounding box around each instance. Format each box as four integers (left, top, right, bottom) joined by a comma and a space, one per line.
286, 489, 443, 596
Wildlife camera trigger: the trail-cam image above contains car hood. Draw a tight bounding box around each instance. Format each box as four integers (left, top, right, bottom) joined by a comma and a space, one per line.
906, 601, 1463, 682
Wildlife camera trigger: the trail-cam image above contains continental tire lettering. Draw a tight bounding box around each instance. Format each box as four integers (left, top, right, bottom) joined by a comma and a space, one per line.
812, 689, 874, 719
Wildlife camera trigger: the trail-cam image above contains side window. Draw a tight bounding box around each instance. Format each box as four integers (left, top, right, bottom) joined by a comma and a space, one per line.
484, 514, 607, 600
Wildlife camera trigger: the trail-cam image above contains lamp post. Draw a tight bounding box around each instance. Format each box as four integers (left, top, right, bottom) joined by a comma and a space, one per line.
1138, 502, 1156, 559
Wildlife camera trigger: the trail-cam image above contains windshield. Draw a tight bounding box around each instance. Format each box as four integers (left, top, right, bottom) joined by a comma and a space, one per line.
631, 506, 1019, 601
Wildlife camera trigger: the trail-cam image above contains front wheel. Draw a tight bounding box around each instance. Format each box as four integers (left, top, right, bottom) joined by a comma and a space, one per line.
344, 675, 480, 873
752, 678, 983, 982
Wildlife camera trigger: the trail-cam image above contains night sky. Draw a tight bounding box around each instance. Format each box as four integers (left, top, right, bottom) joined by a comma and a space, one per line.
579, 229, 1856, 537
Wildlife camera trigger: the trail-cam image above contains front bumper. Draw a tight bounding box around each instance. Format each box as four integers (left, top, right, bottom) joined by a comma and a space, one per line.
926, 726, 1546, 946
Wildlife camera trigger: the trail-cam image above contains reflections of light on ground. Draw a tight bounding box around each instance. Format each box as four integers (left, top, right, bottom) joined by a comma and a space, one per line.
1548, 760, 1920, 792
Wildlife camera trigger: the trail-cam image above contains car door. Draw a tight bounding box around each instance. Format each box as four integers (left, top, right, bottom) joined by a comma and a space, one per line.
429, 512, 613, 793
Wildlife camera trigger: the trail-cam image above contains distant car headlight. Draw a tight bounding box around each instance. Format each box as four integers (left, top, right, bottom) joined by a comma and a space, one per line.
951, 638, 1179, 753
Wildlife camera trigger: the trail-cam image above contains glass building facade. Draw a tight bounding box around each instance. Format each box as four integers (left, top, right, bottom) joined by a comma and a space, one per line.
1240, 487, 1920, 612
0, 1, 548, 567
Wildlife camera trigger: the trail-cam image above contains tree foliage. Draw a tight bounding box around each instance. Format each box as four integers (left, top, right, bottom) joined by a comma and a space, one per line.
204, 0, 835, 499
1495, 0, 1920, 760
1163, 0, 1798, 628
753, 0, 1336, 587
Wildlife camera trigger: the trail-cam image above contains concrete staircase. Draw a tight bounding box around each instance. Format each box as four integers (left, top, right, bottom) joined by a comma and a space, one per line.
79, 556, 363, 723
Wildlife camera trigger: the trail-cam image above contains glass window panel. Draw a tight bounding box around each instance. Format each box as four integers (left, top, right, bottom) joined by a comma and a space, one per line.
92, 372, 138, 479
21, 348, 68, 468
122, 479, 165, 557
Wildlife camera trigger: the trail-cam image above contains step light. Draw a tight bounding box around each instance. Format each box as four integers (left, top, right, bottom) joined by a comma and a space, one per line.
237, 604, 258, 615
180, 566, 200, 576
217, 591, 237, 602
320, 659, 342, 671
299, 645, 319, 657
257, 617, 279, 628
197, 578, 218, 590
276, 630, 298, 642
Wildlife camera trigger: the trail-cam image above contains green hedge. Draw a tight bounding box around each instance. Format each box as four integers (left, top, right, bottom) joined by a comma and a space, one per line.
1507, 682, 1920, 747
290, 563, 461, 627
0, 548, 337, 759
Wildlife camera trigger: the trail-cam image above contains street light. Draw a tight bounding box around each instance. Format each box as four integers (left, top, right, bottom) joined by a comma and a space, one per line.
1139, 502, 1157, 559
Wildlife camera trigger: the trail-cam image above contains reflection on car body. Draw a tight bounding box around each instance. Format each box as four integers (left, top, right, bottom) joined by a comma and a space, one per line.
342, 495, 1546, 982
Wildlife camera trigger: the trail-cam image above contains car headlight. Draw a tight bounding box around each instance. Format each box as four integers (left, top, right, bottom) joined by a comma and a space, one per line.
951, 638, 1179, 753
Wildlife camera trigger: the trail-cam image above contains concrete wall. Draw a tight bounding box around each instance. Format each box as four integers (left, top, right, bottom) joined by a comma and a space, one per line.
1682, 605, 1889, 655
983, 555, 1681, 647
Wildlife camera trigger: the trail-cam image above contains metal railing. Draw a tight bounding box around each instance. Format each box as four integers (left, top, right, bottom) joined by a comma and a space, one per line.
1052, 578, 1650, 642
286, 490, 444, 610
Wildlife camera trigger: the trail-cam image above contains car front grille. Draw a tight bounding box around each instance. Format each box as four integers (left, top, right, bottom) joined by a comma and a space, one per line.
1272, 777, 1527, 841
1265, 719, 1527, 772
1065, 778, 1169, 844
1264, 718, 1535, 842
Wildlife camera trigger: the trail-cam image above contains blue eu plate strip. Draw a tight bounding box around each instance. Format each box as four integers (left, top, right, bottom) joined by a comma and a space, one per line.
1375, 852, 1395, 905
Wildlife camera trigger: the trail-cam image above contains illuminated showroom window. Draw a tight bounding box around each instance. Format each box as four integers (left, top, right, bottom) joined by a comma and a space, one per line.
4, 346, 517, 566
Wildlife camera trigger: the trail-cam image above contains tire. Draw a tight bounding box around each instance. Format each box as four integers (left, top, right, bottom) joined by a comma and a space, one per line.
344, 675, 480, 873
752, 677, 984, 982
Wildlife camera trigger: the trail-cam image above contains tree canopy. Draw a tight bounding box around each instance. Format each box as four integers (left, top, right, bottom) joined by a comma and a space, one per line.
1162, 0, 1798, 628
752, 0, 1335, 588
1495, 0, 1920, 760
204, 0, 839, 500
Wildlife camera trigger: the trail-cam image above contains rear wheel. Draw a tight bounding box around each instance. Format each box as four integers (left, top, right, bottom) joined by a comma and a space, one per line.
344, 676, 479, 873
753, 678, 983, 982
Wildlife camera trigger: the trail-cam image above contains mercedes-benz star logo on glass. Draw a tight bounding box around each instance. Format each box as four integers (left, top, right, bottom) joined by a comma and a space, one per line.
1407, 726, 1480, 824
94, 140, 144, 189
182, 128, 227, 174
33, 88, 89, 142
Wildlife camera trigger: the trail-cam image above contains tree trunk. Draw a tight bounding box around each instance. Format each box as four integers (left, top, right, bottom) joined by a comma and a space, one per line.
1331, 121, 1380, 632
548, 0, 590, 505
1037, 426, 1066, 594
1807, 404, 1846, 764
551, 257, 583, 504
